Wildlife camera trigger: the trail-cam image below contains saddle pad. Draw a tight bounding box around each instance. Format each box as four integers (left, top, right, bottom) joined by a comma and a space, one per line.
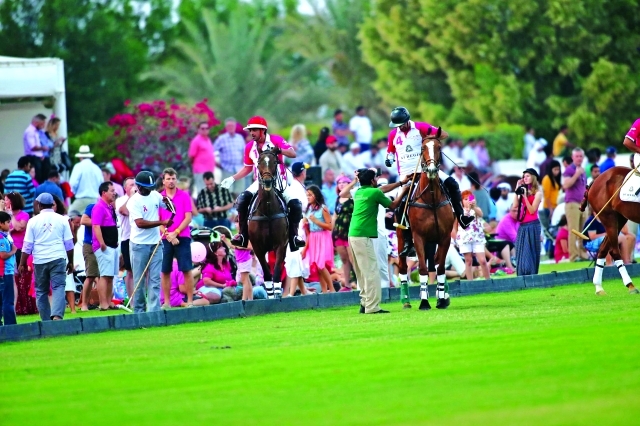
249, 190, 287, 218
619, 170, 640, 202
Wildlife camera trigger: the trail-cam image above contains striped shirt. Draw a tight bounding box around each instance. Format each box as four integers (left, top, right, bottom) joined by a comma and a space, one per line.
4, 170, 35, 214
213, 132, 246, 173
196, 186, 233, 220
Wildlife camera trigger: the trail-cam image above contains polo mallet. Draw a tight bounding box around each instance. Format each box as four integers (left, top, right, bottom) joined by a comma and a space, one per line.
125, 197, 176, 310
571, 162, 640, 240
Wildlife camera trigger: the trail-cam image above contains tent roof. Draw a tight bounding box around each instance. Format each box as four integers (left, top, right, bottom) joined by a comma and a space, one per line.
0, 56, 65, 99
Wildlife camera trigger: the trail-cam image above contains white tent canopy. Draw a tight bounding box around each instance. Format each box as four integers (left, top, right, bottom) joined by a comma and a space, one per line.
0, 56, 67, 172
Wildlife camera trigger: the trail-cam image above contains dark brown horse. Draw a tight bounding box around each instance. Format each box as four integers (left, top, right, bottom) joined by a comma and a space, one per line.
248, 149, 289, 298
581, 165, 640, 295
397, 134, 456, 310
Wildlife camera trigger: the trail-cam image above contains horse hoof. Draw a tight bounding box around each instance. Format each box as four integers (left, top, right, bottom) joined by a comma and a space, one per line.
436, 298, 450, 309
419, 300, 431, 310
403, 303, 412, 309
595, 290, 607, 296
629, 288, 639, 295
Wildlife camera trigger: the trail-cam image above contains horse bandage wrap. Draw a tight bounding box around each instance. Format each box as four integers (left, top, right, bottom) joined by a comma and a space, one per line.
614, 260, 633, 285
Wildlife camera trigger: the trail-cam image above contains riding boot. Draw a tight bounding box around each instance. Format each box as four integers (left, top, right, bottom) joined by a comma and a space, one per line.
287, 199, 306, 252
444, 177, 473, 229
231, 191, 252, 248
398, 228, 416, 258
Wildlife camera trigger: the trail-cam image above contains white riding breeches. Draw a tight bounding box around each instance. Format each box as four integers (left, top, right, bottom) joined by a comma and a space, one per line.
246, 176, 300, 204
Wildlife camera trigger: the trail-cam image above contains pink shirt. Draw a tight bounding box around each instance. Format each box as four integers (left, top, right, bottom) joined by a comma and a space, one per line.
625, 118, 640, 146
197, 261, 233, 290
554, 227, 569, 263
10, 210, 30, 249
387, 122, 437, 154
243, 134, 291, 179
521, 194, 539, 223
159, 188, 192, 238
160, 260, 187, 307
91, 198, 117, 252
188, 135, 215, 173
496, 214, 519, 244
23, 124, 43, 157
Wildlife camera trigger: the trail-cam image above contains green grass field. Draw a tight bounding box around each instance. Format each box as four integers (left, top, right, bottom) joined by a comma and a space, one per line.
2, 278, 640, 425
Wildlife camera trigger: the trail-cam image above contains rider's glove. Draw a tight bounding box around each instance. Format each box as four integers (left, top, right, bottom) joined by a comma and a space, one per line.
385, 159, 393, 168
220, 177, 235, 190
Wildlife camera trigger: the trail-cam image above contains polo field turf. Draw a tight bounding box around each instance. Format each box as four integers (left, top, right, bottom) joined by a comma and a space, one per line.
2, 279, 640, 425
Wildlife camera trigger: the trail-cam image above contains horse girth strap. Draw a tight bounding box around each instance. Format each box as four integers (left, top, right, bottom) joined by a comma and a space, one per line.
409, 199, 450, 210
249, 212, 287, 221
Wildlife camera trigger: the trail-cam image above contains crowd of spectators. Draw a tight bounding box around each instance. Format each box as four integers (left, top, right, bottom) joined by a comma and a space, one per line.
1, 112, 638, 325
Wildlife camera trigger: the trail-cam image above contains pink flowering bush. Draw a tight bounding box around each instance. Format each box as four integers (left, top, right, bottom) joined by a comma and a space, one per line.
106, 99, 220, 175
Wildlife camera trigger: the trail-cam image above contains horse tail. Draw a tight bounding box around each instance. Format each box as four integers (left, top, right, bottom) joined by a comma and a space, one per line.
579, 183, 591, 212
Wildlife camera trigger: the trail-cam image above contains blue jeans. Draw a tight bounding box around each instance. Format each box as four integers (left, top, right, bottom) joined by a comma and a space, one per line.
203, 218, 232, 229
0, 274, 16, 325
130, 242, 163, 313
34, 259, 67, 320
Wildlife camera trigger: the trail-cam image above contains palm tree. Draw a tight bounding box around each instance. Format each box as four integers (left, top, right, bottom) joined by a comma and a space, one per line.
144, 6, 328, 126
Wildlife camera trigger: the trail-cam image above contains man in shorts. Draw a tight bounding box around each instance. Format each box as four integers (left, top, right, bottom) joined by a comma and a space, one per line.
92, 182, 119, 311
80, 203, 99, 311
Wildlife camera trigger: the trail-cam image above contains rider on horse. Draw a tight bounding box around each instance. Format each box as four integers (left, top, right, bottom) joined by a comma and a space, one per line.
622, 118, 640, 168
385, 107, 474, 256
220, 116, 305, 252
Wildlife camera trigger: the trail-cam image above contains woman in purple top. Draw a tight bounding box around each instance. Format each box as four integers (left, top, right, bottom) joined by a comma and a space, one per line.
512, 168, 543, 276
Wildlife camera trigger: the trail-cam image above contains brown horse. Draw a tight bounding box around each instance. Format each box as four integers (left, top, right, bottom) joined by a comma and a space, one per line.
397, 134, 456, 310
248, 149, 289, 298
581, 165, 640, 295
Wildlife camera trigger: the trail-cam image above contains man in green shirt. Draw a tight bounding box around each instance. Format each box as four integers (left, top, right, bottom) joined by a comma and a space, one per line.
347, 169, 405, 314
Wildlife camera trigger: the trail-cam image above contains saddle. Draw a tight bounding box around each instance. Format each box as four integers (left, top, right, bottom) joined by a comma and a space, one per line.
619, 170, 640, 202
405, 176, 451, 210
248, 189, 288, 221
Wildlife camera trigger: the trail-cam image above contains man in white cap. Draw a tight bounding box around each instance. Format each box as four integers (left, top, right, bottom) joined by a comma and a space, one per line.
451, 158, 472, 191
19, 192, 74, 321
69, 145, 104, 214
495, 182, 515, 221
341, 143, 365, 178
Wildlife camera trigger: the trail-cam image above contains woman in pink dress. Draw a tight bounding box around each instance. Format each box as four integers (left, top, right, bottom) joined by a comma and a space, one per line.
301, 185, 334, 293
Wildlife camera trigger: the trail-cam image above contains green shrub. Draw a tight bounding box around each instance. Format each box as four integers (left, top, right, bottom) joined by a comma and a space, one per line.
68, 124, 118, 165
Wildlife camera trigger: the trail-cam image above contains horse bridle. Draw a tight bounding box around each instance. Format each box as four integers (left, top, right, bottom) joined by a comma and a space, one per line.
420, 137, 441, 175
257, 150, 284, 191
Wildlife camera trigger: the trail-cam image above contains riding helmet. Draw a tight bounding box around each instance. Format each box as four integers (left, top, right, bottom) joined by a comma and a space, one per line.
135, 171, 156, 188
244, 116, 268, 130
389, 107, 411, 128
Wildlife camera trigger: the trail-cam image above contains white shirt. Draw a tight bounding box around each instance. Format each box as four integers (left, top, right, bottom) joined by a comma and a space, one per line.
495, 194, 515, 221
115, 194, 132, 240
23, 209, 73, 264
128, 191, 163, 245
526, 141, 546, 171
452, 174, 472, 191
69, 159, 103, 199
349, 115, 373, 144
441, 145, 458, 171
523, 133, 536, 159
462, 145, 479, 168
341, 152, 365, 178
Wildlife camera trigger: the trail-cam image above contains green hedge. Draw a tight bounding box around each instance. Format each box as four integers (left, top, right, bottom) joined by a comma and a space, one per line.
68, 124, 118, 165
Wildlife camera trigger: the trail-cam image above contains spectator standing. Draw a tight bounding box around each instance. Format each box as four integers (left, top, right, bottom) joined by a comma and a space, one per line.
128, 171, 170, 313
341, 143, 365, 178
116, 178, 136, 302
92, 182, 119, 311
599, 146, 617, 173
19, 193, 74, 321
188, 121, 215, 195
332, 109, 351, 147
159, 168, 194, 309
441, 139, 461, 173
523, 127, 536, 159
469, 172, 492, 220
457, 190, 490, 280
349, 106, 373, 152
102, 168, 124, 197
313, 127, 330, 164
474, 138, 491, 174
35, 170, 64, 201
69, 145, 103, 214
563, 148, 588, 262
196, 171, 234, 229
79, 203, 99, 311
332, 176, 355, 290
541, 160, 562, 220
321, 169, 338, 215
284, 162, 309, 297
588, 164, 600, 185
287, 124, 315, 166
301, 185, 334, 294
44, 117, 66, 174
526, 138, 548, 173
495, 183, 514, 221
513, 168, 543, 276
318, 135, 343, 176
0, 211, 17, 325
552, 125, 573, 157
23, 114, 48, 183
347, 169, 402, 314
4, 156, 36, 215
461, 139, 479, 169
451, 159, 472, 191
214, 118, 248, 195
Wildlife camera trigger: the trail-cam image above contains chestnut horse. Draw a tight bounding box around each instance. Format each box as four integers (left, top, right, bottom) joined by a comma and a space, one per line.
248, 149, 289, 298
397, 134, 455, 310
581, 165, 640, 295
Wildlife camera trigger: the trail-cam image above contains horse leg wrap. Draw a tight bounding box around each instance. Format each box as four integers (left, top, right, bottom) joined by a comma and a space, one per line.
399, 274, 410, 304
273, 282, 282, 298
614, 260, 633, 286
593, 258, 605, 286
419, 275, 429, 300
264, 281, 275, 299
437, 274, 448, 299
